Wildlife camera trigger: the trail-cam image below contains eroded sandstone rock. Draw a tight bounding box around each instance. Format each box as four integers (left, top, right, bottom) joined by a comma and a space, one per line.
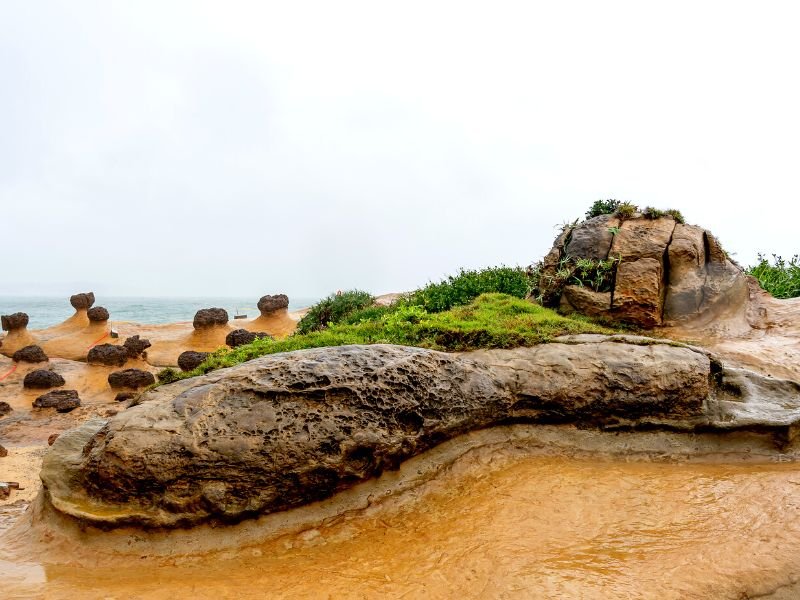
33, 389, 81, 412
23, 369, 65, 390
70, 292, 95, 310
0, 401, 11, 417
87, 307, 110, 322
12, 345, 48, 363
257, 294, 290, 315
178, 351, 209, 372
107, 369, 155, 389
1, 312, 29, 331
122, 335, 151, 359
87, 344, 128, 367
225, 329, 271, 348
43, 340, 739, 528
193, 308, 228, 329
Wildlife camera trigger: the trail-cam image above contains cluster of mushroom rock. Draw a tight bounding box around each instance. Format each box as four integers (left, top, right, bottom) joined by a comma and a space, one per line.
0, 292, 293, 419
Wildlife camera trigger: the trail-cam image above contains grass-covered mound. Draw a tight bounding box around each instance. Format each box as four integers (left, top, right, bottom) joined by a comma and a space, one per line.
748, 254, 800, 299
158, 293, 613, 384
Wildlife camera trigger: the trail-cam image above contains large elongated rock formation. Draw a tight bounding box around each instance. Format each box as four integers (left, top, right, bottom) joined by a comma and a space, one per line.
42, 339, 800, 528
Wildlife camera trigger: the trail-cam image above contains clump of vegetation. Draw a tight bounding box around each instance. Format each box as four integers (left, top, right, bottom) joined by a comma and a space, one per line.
162, 294, 615, 383
409, 266, 532, 313
586, 199, 622, 218
747, 254, 800, 299
296, 290, 374, 334
642, 206, 665, 219
529, 255, 619, 306
664, 208, 686, 224
614, 201, 639, 220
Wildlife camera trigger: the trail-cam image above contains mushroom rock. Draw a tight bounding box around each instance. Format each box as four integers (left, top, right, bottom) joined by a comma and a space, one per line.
87, 306, 110, 322
122, 335, 151, 358
23, 369, 66, 390
107, 368, 156, 389
225, 329, 272, 348
538, 214, 749, 327
33, 389, 81, 412
70, 292, 96, 310
178, 351, 209, 372
257, 294, 290, 315
1, 312, 29, 331
193, 308, 229, 329
0, 401, 11, 417
87, 344, 128, 367
12, 344, 49, 363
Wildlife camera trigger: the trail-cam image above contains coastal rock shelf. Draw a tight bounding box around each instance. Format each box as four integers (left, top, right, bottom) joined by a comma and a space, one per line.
42, 338, 800, 528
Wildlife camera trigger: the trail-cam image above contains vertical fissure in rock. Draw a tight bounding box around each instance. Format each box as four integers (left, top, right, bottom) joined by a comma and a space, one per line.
659, 220, 678, 323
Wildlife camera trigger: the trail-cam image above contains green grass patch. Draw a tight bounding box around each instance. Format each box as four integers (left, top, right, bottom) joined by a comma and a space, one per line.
160, 293, 615, 383
747, 254, 800, 299
409, 266, 532, 312
296, 290, 374, 334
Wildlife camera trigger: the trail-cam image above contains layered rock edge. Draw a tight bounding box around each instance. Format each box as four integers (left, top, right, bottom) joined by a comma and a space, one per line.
42, 338, 800, 528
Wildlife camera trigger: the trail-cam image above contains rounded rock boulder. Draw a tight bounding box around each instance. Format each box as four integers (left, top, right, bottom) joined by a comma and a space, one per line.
193, 308, 229, 329
107, 368, 156, 389
23, 369, 66, 390
177, 351, 209, 372
70, 292, 96, 310
1, 312, 29, 331
12, 345, 48, 363
33, 389, 81, 412
87, 306, 110, 322
225, 329, 272, 348
87, 344, 128, 367
122, 335, 151, 358
257, 294, 289, 315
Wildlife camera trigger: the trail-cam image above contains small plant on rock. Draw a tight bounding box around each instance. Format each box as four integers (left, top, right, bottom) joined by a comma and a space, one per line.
586, 199, 622, 219
614, 201, 639, 220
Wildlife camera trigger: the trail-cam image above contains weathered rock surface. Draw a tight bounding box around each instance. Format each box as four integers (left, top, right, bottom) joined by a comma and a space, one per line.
114, 392, 137, 403
42, 339, 800, 529
257, 294, 290, 315
122, 335, 151, 358
225, 329, 271, 348
178, 351, 210, 372
33, 389, 81, 412
87, 306, 110, 322
87, 344, 128, 367
107, 369, 156, 389
1, 312, 29, 331
12, 345, 48, 363
70, 292, 95, 310
0, 401, 11, 417
193, 308, 228, 329
0, 443, 7, 458
23, 369, 65, 389
538, 214, 749, 327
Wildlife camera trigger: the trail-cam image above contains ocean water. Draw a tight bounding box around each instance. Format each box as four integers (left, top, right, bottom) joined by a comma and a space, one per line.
0, 296, 318, 330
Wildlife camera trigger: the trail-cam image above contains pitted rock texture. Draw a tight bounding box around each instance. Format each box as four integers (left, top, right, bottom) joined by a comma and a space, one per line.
87, 344, 128, 367
33, 389, 81, 412
193, 308, 229, 329
122, 335, 151, 358
225, 328, 271, 348
43, 339, 799, 529
23, 369, 65, 390
542, 215, 749, 326
108, 369, 156, 389
257, 294, 290, 315
12, 345, 48, 363
0, 401, 11, 417
178, 351, 210, 372
70, 292, 95, 310
1, 312, 29, 331
87, 306, 110, 322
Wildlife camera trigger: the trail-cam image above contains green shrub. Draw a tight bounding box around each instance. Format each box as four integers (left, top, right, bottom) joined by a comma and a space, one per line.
296, 290, 374, 334
586, 199, 622, 219
642, 206, 665, 219
157, 293, 617, 383
409, 266, 532, 313
664, 208, 686, 224
747, 254, 800, 299
615, 201, 639, 220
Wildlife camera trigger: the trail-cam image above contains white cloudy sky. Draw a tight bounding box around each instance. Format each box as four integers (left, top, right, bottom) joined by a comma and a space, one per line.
1, 1, 799, 298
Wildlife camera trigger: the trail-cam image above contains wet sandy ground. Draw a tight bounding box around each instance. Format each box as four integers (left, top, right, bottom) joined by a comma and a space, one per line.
3, 432, 800, 599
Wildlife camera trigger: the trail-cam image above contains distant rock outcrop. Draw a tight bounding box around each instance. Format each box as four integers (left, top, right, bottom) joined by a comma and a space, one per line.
193, 308, 229, 329
258, 294, 290, 315
33, 389, 81, 412
122, 335, 151, 359
1, 312, 29, 331
70, 292, 95, 310
87, 344, 128, 367
87, 307, 110, 322
538, 214, 748, 327
225, 329, 271, 348
178, 351, 209, 371
23, 369, 65, 390
12, 345, 48, 363
107, 369, 156, 389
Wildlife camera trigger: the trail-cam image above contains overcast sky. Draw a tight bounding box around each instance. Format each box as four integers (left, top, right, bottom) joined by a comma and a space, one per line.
1, 1, 799, 298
